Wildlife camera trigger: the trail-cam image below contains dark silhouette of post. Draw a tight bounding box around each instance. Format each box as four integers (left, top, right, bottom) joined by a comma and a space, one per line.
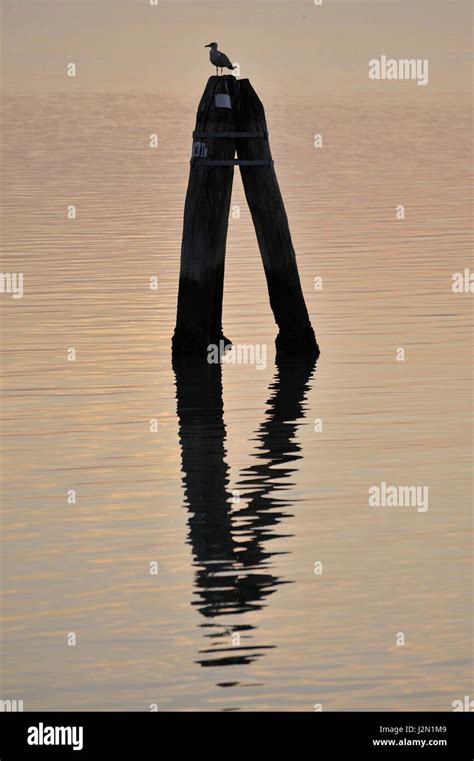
172, 76, 237, 355
236, 81, 318, 355
172, 76, 319, 357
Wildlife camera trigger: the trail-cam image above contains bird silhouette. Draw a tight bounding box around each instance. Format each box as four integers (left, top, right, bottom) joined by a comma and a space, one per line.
205, 42, 236, 76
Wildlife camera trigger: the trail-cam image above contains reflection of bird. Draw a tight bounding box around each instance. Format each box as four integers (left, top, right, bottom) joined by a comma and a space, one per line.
205, 42, 236, 75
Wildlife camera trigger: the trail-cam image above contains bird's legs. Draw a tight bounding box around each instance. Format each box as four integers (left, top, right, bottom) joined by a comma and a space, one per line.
215, 66, 218, 76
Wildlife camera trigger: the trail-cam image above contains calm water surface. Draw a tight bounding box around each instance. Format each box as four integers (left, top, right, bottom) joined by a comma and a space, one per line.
1, 91, 472, 710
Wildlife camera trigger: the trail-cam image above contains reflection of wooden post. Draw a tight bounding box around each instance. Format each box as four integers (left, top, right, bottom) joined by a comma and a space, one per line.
173, 356, 235, 620
236, 80, 319, 355
172, 76, 236, 355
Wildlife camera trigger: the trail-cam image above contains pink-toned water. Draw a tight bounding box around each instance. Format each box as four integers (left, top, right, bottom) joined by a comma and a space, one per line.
1, 0, 472, 711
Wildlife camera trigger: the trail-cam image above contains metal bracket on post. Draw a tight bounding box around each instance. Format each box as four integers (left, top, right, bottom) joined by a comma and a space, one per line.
190, 131, 271, 165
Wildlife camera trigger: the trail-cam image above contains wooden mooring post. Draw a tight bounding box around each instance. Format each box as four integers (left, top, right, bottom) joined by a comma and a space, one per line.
172, 75, 237, 355
172, 76, 319, 357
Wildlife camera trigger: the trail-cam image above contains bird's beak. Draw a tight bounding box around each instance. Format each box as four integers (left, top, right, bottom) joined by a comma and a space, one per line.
205, 43, 212, 48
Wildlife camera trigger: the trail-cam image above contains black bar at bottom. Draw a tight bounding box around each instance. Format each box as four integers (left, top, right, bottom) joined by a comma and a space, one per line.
0, 711, 472, 759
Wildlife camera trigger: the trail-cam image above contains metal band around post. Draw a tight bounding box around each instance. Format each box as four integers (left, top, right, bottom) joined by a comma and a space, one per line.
191, 158, 274, 167
192, 131, 268, 139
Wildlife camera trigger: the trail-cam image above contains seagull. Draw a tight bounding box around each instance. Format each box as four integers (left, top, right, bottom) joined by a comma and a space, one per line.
205, 42, 236, 76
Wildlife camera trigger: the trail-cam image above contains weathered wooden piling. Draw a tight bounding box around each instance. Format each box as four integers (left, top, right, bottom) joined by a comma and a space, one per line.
172, 76, 319, 357
172, 76, 237, 355
236, 80, 318, 355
